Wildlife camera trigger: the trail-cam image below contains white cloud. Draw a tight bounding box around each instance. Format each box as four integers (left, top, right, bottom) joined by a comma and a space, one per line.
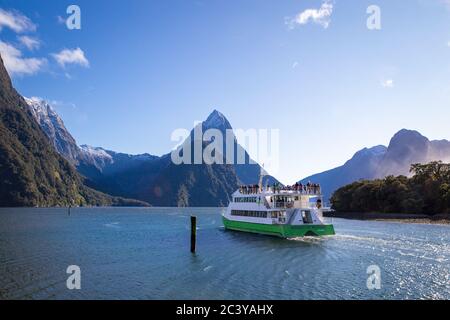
292, 61, 299, 69
51, 48, 89, 68
381, 79, 394, 88
0, 8, 36, 33
287, 1, 333, 29
0, 40, 46, 76
18, 35, 40, 50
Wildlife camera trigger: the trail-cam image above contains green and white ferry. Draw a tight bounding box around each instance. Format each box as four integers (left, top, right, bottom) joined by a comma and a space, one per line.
222, 177, 335, 238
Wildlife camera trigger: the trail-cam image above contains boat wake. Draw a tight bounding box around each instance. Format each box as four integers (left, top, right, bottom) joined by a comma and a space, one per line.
287, 236, 328, 244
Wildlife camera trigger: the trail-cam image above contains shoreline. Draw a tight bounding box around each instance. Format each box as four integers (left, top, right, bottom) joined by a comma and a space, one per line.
324, 212, 450, 225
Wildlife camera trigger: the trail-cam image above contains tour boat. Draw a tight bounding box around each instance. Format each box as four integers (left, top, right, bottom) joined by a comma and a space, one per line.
222, 173, 335, 238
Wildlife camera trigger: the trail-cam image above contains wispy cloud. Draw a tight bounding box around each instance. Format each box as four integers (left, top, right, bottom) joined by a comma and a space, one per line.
0, 41, 46, 76
52, 48, 89, 68
18, 35, 41, 50
381, 79, 394, 88
292, 61, 299, 69
286, 1, 334, 29
0, 8, 36, 33
0, 9, 46, 77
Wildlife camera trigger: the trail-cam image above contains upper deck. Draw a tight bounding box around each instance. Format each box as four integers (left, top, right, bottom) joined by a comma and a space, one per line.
232, 183, 323, 210
237, 183, 322, 197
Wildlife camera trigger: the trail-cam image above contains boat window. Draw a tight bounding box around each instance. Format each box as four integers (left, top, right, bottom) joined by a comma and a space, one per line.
301, 210, 313, 224
231, 210, 267, 218
234, 197, 259, 203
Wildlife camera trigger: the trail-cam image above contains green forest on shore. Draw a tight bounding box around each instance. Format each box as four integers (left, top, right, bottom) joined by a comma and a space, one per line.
331, 161, 450, 215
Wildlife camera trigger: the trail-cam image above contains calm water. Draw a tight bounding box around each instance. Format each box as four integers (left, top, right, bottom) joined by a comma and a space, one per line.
0, 208, 449, 300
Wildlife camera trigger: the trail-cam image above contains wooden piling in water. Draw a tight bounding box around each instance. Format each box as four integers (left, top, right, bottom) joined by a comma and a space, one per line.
190, 216, 197, 253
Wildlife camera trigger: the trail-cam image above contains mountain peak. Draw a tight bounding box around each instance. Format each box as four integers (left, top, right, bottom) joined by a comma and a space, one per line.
388, 129, 429, 150
203, 109, 232, 131
25, 97, 55, 120
24, 96, 83, 164
210, 109, 222, 116
392, 129, 426, 140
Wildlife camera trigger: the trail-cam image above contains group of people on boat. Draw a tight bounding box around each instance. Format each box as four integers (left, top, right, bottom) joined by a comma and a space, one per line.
285, 182, 321, 195
238, 181, 321, 195
239, 184, 261, 194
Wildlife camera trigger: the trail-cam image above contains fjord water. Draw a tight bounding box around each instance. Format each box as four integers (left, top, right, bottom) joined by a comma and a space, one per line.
0, 208, 448, 300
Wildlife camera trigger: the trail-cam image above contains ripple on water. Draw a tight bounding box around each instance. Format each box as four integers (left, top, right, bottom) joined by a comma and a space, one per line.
0, 209, 449, 299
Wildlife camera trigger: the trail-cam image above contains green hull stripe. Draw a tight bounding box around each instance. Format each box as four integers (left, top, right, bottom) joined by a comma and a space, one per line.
222, 217, 335, 238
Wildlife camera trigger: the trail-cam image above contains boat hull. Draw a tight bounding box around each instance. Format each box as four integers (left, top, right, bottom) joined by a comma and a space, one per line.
222, 217, 335, 238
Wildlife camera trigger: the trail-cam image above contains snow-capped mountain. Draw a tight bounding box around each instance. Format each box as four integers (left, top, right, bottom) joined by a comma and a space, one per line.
79, 144, 157, 175
24, 98, 158, 174
25, 101, 278, 206
0, 54, 148, 207
25, 97, 82, 164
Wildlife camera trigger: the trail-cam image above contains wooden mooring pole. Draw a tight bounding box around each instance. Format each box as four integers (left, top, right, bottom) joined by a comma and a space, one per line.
190, 216, 197, 253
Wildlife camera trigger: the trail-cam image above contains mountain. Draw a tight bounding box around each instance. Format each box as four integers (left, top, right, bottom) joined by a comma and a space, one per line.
123, 110, 280, 206
374, 129, 450, 177
24, 97, 158, 174
78, 145, 158, 175
300, 129, 450, 201
70, 113, 241, 206
202, 110, 279, 186
24, 97, 83, 165
26, 101, 278, 206
82, 110, 278, 206
23, 97, 160, 198
0, 54, 147, 207
300, 145, 387, 201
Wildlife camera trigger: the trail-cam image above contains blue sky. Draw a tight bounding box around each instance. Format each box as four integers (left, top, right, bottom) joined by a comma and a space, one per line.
1, 0, 450, 184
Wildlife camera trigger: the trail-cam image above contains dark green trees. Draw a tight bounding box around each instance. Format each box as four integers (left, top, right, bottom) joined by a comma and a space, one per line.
331, 162, 450, 215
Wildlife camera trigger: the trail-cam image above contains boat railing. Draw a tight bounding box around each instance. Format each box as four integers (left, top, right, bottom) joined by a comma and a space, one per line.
238, 186, 322, 196
265, 188, 322, 196
271, 202, 322, 210
238, 190, 322, 196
